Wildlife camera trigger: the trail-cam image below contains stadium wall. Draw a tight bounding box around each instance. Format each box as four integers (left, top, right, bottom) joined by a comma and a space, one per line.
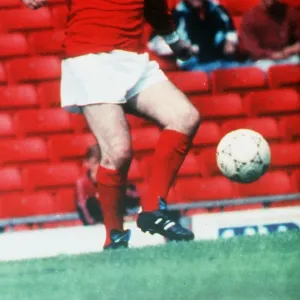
1, 206, 299, 262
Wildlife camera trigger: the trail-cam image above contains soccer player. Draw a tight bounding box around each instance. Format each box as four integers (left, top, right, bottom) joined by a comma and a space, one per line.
23, 0, 201, 249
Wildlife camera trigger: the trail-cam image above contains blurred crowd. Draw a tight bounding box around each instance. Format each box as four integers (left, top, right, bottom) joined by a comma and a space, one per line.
148, 0, 300, 72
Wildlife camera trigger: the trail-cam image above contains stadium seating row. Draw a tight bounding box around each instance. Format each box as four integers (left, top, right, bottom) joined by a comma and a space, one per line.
0, 141, 299, 193
0, 113, 299, 147
1, 135, 298, 167
0, 31, 65, 57
0, 94, 299, 136
0, 6, 68, 31
1, 85, 299, 117
1, 56, 299, 90
1, 114, 299, 149
0, 170, 299, 219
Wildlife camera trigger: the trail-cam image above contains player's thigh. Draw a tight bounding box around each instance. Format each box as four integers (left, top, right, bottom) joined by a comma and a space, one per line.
82, 104, 132, 168
126, 80, 200, 134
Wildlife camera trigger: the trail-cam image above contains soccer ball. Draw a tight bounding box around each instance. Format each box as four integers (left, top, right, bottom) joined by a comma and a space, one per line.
216, 129, 271, 183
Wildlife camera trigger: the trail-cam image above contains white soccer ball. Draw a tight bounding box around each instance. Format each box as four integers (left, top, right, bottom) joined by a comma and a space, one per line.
216, 129, 271, 183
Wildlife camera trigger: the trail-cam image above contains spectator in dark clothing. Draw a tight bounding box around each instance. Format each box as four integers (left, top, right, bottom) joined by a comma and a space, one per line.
240, 0, 300, 70
148, 0, 243, 72
75, 145, 140, 226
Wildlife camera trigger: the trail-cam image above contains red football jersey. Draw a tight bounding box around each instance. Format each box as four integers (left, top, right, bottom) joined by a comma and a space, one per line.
64, 0, 175, 57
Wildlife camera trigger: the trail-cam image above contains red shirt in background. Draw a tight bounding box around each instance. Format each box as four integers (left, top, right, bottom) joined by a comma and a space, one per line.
64, 0, 175, 57
240, 3, 300, 59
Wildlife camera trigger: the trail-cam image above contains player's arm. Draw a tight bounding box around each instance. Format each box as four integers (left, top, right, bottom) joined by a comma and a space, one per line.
75, 180, 96, 225
22, 0, 47, 9
144, 0, 197, 60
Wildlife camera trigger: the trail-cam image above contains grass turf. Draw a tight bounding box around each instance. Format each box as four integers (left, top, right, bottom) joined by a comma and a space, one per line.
0, 232, 299, 300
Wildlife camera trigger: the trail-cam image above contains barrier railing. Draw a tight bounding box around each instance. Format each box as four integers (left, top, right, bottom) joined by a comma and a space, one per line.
0, 193, 300, 228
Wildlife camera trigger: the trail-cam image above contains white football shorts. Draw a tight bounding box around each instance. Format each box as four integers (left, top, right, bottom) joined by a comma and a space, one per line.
60, 50, 168, 113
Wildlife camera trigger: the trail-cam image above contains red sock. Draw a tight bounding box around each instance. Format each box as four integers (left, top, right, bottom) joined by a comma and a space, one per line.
97, 166, 126, 247
143, 129, 192, 211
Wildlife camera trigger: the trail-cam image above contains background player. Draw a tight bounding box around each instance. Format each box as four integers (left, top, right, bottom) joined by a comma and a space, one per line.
23, 0, 201, 248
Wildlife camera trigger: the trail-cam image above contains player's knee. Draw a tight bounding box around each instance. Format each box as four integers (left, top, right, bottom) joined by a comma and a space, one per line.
107, 146, 133, 169
179, 105, 201, 134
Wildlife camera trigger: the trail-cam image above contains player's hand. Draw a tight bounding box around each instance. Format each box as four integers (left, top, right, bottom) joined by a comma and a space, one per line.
169, 39, 199, 61
270, 51, 288, 61
283, 43, 300, 57
22, 0, 47, 9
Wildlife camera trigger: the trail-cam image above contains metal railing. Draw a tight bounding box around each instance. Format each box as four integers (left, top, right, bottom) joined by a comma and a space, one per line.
0, 193, 300, 228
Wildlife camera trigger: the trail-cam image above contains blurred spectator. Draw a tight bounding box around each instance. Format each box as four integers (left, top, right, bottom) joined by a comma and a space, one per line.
240, 0, 300, 71
148, 0, 243, 72
75, 144, 140, 226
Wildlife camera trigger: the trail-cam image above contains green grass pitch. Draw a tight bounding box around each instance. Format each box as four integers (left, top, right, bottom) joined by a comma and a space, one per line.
0, 231, 299, 300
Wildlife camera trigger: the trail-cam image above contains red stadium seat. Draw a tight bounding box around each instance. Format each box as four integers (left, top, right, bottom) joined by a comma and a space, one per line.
51, 5, 69, 28
291, 170, 300, 191
8, 56, 61, 83
131, 127, 160, 153
0, 138, 48, 165
165, 186, 184, 204
28, 29, 65, 55
167, 71, 210, 94
14, 108, 73, 136
3, 192, 55, 217
127, 114, 151, 128
0, 8, 53, 31
0, 167, 23, 192
190, 94, 244, 118
0, 114, 15, 137
178, 153, 204, 177
220, 118, 281, 141
48, 133, 96, 161
24, 162, 81, 191
0, 63, 7, 84
20, 192, 54, 216
70, 114, 89, 133
238, 171, 293, 196
128, 159, 143, 181
0, 85, 38, 110
211, 67, 266, 93
193, 121, 221, 147
270, 143, 300, 168
54, 189, 77, 213
244, 89, 299, 116
219, 0, 259, 15
0, 0, 20, 8
197, 147, 220, 176
37, 81, 61, 107
175, 176, 236, 202
278, 115, 300, 140
268, 65, 300, 88
0, 33, 29, 57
